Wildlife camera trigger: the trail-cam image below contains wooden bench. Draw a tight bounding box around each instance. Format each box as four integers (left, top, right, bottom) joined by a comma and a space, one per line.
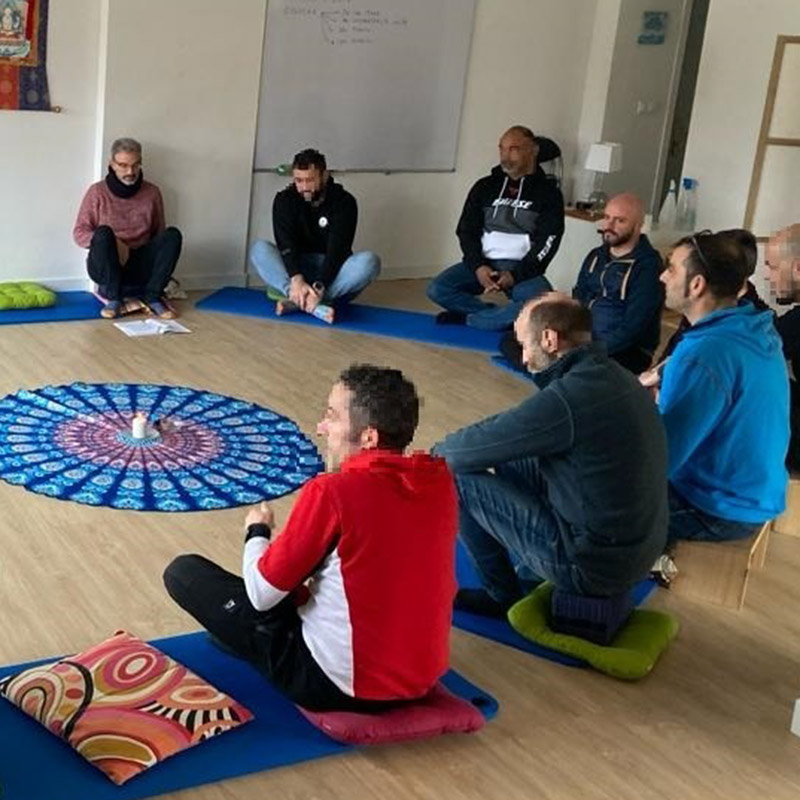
773, 475, 800, 537
671, 521, 771, 610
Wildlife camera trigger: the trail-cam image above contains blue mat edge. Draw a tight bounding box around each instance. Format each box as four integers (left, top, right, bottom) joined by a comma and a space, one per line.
0, 631, 497, 800
195, 287, 502, 354
0, 291, 102, 325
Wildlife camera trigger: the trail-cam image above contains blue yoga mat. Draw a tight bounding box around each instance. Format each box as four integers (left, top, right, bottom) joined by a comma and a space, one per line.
196, 287, 502, 353
0, 292, 102, 325
490, 354, 534, 382
453, 541, 657, 667
0, 632, 497, 800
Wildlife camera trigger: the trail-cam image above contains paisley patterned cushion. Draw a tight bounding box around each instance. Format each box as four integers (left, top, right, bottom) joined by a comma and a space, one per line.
0, 631, 253, 785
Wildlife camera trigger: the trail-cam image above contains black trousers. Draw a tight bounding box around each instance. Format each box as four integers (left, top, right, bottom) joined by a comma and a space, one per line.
163, 554, 402, 712
499, 331, 652, 375
87, 225, 182, 302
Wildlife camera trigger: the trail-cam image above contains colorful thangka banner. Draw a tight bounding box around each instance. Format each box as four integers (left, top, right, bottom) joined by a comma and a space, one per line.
0, 0, 51, 111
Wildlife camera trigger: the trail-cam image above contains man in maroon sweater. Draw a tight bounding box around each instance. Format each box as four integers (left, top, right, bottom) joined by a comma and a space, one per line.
73, 137, 182, 319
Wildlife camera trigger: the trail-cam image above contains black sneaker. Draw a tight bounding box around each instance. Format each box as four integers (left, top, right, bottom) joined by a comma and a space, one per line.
454, 588, 510, 619
435, 310, 467, 325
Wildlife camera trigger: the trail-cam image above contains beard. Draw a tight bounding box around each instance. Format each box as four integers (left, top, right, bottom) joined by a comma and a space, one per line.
525, 345, 558, 374
602, 229, 633, 248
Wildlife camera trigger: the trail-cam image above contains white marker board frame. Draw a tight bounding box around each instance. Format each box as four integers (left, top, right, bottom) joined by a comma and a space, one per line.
255, 0, 477, 172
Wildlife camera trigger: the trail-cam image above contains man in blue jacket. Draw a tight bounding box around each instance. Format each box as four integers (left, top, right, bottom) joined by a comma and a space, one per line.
500, 193, 662, 374
427, 126, 564, 330
572, 193, 663, 373
660, 231, 789, 541
434, 294, 667, 616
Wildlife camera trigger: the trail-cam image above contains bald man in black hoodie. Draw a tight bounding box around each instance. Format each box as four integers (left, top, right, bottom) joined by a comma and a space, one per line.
427, 126, 565, 330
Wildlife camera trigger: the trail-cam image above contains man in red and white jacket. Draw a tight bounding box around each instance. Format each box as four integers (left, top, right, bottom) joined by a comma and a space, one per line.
164, 365, 458, 711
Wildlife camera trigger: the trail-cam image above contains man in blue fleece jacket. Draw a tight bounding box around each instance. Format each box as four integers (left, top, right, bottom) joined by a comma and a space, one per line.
659, 231, 789, 541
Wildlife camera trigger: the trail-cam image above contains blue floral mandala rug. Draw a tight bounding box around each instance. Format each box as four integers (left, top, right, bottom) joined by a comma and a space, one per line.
0, 383, 324, 512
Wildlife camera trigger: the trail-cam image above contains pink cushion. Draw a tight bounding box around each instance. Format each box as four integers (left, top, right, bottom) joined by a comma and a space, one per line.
297, 683, 485, 745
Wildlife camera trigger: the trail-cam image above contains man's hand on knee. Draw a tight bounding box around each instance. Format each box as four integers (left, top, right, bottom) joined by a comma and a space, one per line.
475, 265, 498, 292
495, 271, 515, 291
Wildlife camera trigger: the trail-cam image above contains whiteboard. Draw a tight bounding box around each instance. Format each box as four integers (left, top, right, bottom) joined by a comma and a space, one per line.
255, 0, 477, 171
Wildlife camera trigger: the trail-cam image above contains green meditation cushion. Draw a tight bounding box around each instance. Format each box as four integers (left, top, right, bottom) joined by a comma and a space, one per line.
508, 583, 678, 680
0, 282, 56, 310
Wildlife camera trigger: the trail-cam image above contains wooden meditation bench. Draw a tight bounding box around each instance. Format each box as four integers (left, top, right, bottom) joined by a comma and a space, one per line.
773, 473, 800, 537
672, 521, 771, 610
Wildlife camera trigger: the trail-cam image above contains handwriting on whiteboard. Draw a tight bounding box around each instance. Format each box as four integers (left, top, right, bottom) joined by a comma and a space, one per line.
282, 1, 408, 46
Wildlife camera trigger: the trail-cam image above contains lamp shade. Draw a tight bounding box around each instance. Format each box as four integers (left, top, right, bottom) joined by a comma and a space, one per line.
585, 142, 623, 173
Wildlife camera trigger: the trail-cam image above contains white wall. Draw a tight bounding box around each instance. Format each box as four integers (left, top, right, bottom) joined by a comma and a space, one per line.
601, 0, 690, 211
1, 0, 102, 289
249, 0, 599, 281
572, 0, 622, 203
101, 0, 266, 289
682, 0, 800, 233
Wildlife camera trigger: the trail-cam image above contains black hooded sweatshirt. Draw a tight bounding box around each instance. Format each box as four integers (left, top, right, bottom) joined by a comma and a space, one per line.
456, 165, 564, 282
272, 176, 357, 288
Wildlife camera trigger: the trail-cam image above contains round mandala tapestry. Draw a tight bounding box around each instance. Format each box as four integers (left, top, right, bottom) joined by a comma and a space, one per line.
0, 383, 324, 511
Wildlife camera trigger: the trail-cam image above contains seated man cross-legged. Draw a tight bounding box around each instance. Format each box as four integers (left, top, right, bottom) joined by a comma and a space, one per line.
164, 365, 458, 711
434, 294, 668, 617
73, 137, 182, 320
249, 148, 381, 324
658, 232, 789, 542
427, 126, 565, 330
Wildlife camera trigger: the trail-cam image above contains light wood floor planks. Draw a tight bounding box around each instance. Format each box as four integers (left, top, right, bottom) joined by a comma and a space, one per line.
0, 280, 798, 799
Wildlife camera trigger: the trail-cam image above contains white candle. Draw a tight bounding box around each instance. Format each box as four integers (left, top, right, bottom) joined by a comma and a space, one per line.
131, 413, 147, 439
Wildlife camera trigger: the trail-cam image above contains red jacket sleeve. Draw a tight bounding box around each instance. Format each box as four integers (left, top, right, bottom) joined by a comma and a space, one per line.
243, 478, 340, 611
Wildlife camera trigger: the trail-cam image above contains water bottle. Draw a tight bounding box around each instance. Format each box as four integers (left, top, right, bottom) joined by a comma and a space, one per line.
659, 179, 679, 232
676, 177, 698, 232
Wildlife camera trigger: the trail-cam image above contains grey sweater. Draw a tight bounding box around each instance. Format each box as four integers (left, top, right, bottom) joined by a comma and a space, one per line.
434, 344, 668, 594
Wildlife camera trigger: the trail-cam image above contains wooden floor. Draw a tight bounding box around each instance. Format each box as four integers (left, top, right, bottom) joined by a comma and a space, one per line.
1, 280, 799, 800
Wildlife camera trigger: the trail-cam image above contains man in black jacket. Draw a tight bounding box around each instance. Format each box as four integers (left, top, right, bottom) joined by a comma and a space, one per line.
427, 126, 564, 330
434, 294, 667, 616
250, 148, 380, 323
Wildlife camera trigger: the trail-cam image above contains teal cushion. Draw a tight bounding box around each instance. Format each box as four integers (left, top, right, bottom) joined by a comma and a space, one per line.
508, 583, 678, 680
0, 282, 56, 310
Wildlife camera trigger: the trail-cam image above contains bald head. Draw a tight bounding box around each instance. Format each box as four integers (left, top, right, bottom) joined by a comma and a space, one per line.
766, 223, 800, 304
499, 126, 539, 180
514, 293, 592, 373
600, 192, 644, 254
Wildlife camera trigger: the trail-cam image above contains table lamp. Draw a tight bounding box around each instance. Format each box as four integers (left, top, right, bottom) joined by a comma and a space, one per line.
585, 142, 623, 212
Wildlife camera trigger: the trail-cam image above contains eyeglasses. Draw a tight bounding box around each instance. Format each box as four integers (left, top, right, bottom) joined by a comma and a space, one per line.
690, 229, 713, 271
112, 159, 141, 171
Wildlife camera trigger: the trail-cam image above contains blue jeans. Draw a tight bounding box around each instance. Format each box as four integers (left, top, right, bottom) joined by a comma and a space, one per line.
249, 240, 380, 304
667, 484, 760, 543
426, 260, 552, 330
455, 458, 585, 606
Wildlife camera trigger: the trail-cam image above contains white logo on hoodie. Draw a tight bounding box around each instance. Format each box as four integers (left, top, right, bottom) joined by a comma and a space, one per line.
491, 198, 533, 210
